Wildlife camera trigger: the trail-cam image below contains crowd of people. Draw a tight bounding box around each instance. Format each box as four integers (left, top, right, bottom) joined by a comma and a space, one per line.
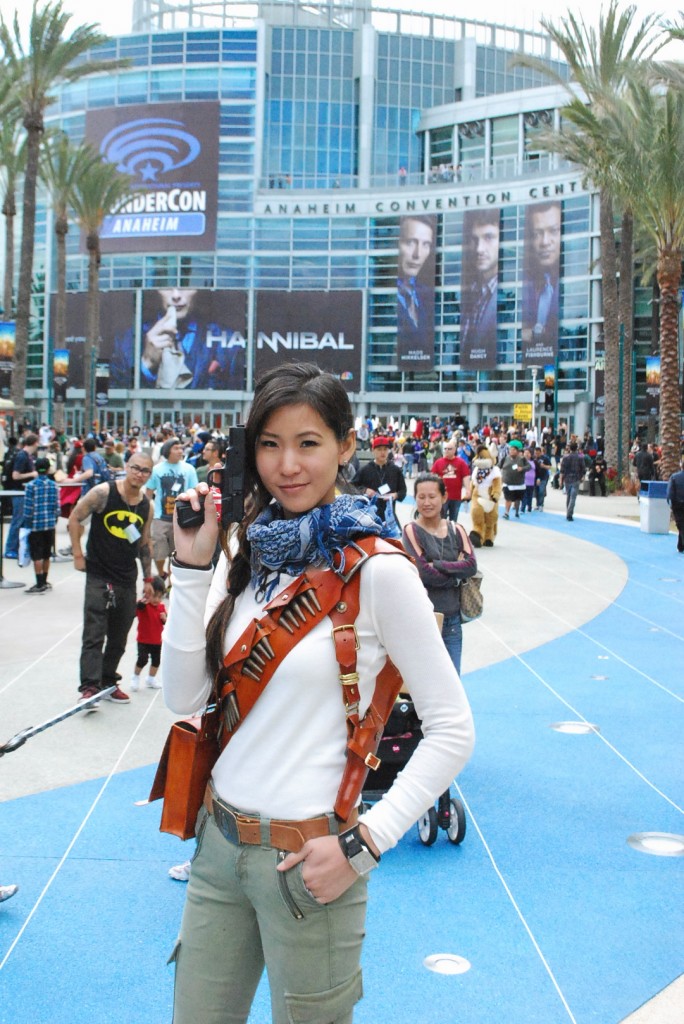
2, 396, 682, 938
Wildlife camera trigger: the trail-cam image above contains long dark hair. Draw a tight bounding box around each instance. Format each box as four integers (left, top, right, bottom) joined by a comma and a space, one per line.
205, 363, 354, 678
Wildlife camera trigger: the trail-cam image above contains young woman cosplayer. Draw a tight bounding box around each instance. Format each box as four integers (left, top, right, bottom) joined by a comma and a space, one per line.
401, 473, 478, 676
162, 364, 475, 1024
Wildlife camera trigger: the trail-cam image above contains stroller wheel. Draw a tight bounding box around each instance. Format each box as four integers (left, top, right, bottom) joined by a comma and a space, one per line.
446, 798, 467, 845
417, 806, 438, 846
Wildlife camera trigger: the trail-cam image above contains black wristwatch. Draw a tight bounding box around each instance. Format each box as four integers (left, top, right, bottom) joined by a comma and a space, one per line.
338, 826, 381, 876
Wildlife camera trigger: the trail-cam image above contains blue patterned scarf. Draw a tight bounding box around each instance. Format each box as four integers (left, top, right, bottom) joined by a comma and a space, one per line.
247, 493, 393, 599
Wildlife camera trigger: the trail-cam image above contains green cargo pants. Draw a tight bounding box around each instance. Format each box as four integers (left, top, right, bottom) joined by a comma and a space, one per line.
169, 807, 368, 1024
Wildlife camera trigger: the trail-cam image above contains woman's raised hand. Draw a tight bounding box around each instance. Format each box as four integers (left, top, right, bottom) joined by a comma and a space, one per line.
172, 482, 219, 566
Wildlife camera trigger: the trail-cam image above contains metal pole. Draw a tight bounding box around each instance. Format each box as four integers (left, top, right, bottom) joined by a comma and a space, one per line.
90, 348, 97, 436
617, 324, 624, 481
630, 338, 637, 445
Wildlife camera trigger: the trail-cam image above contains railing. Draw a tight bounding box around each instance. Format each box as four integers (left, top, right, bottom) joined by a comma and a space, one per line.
256, 156, 575, 192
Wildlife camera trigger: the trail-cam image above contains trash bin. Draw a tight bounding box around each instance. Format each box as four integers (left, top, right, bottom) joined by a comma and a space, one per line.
639, 480, 671, 534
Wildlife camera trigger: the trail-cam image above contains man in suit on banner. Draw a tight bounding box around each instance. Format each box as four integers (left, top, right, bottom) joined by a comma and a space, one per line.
396, 214, 436, 369
460, 209, 500, 369
522, 201, 561, 364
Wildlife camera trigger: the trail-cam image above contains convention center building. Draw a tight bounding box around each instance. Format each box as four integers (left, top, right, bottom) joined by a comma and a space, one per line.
28, 0, 654, 435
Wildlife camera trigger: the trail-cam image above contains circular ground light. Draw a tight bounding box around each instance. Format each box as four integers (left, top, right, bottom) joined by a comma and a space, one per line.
649, 627, 661, 632
423, 954, 471, 975
591, 674, 609, 680
598, 655, 610, 660
550, 721, 599, 734
627, 833, 684, 857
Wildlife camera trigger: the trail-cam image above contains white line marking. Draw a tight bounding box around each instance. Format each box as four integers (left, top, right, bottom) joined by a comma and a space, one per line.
483, 565, 684, 704
0, 623, 82, 696
0, 691, 162, 971
477, 615, 684, 815
453, 782, 579, 1023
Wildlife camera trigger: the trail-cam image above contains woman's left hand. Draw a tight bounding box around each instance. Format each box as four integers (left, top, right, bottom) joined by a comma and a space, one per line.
277, 836, 358, 903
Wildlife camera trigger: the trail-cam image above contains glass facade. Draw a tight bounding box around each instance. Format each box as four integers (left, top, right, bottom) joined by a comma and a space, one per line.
374, 34, 456, 180
26, 8, 614, 434
265, 28, 357, 189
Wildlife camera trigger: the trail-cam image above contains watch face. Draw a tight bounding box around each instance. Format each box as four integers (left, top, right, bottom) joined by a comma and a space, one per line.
348, 846, 379, 875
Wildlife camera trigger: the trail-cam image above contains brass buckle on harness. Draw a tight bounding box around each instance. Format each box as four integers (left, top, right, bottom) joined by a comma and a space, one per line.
331, 624, 360, 651
334, 540, 371, 583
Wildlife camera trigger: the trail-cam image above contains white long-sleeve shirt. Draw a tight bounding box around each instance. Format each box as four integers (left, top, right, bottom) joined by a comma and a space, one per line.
161, 551, 475, 854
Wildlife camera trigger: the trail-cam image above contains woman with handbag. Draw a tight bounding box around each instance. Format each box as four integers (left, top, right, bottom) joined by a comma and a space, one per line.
401, 472, 478, 675
161, 363, 474, 1024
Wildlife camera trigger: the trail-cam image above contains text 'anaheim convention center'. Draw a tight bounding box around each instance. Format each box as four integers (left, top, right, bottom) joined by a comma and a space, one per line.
29, 0, 653, 434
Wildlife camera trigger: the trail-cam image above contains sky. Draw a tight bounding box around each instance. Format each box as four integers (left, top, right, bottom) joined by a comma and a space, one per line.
2, 0, 682, 39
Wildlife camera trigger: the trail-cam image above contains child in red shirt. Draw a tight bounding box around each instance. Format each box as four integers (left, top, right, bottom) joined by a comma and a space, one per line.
131, 577, 167, 691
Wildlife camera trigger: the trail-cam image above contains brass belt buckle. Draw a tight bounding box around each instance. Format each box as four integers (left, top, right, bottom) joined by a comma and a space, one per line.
212, 799, 241, 845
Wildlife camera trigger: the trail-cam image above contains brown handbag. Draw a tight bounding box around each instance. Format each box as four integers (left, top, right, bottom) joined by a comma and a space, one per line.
148, 705, 221, 840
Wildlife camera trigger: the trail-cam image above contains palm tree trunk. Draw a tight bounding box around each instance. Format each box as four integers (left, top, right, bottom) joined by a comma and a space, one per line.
12, 118, 42, 410
656, 248, 682, 480
2, 194, 15, 320
84, 233, 100, 434
618, 210, 634, 459
600, 188, 620, 473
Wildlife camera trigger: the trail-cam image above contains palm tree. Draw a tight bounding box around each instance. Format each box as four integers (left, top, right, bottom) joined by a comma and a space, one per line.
40, 132, 100, 431
70, 158, 133, 432
0, 63, 23, 320
603, 83, 684, 479
513, 1, 665, 473
0, 0, 128, 411
0, 119, 26, 322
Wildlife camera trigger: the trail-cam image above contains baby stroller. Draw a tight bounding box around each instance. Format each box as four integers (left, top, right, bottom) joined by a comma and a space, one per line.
362, 695, 467, 846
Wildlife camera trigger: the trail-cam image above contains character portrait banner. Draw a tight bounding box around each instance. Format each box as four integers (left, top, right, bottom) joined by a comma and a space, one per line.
255, 291, 362, 392
95, 362, 110, 408
396, 214, 437, 371
133, 289, 247, 391
0, 321, 15, 399
645, 355, 660, 416
522, 200, 562, 367
459, 208, 501, 369
53, 349, 69, 404
85, 101, 220, 253
49, 292, 136, 390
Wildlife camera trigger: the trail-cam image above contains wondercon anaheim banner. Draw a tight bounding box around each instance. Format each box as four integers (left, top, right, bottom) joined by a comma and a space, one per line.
459, 209, 501, 370
85, 101, 219, 253
396, 214, 437, 371
522, 201, 562, 367
48, 292, 136, 390
254, 291, 362, 392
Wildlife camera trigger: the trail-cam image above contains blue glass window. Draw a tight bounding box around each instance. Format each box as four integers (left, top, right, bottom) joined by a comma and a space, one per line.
117, 72, 149, 105
185, 69, 219, 99
150, 70, 182, 102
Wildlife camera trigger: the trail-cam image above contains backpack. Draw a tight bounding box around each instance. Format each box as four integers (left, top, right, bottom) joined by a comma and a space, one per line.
83, 452, 113, 491
1, 449, 16, 491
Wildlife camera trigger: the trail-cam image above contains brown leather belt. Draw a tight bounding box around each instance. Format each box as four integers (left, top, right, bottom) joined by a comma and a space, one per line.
204, 784, 358, 854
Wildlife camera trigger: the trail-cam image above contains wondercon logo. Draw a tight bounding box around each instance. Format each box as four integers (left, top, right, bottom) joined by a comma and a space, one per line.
100, 117, 201, 183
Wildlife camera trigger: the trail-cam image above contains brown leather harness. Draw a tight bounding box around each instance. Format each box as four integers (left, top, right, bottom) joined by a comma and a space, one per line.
214, 535, 411, 821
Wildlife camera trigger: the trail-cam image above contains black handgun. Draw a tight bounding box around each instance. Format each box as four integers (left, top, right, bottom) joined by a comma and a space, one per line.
176, 425, 246, 531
